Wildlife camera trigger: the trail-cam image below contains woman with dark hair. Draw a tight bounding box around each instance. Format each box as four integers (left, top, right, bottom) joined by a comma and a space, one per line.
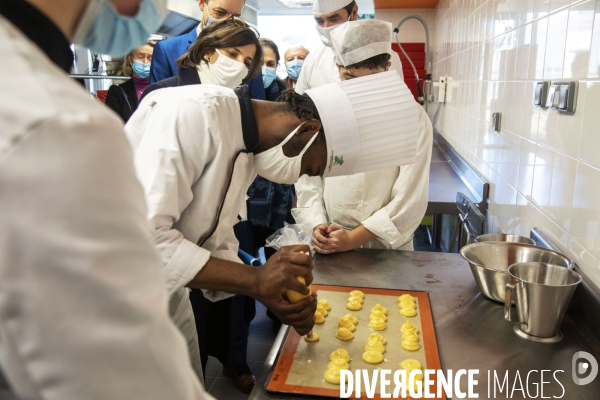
105, 41, 155, 122
259, 38, 287, 101
142, 17, 262, 99
138, 16, 263, 394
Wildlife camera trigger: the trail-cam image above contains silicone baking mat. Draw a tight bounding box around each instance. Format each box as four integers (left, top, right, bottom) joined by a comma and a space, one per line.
266, 285, 445, 399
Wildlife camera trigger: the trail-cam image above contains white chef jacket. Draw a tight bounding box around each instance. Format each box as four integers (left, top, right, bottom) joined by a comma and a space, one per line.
0, 14, 211, 400
126, 84, 256, 302
294, 45, 404, 94
293, 105, 432, 250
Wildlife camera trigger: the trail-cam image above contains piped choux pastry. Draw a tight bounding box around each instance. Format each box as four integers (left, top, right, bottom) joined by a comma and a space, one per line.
401, 320, 419, 335
401, 333, 421, 351
400, 307, 417, 317
330, 349, 351, 362
368, 333, 387, 345
398, 294, 414, 302
369, 317, 386, 331
369, 310, 387, 322
324, 368, 348, 384
372, 304, 388, 315
347, 295, 364, 304
346, 300, 362, 311
338, 316, 356, 332
400, 359, 422, 370
349, 290, 365, 298
399, 299, 416, 310
365, 339, 385, 353
318, 299, 331, 311
336, 327, 354, 341
314, 311, 325, 324
328, 358, 350, 370
344, 314, 358, 325
362, 350, 384, 364
316, 305, 328, 317
304, 332, 319, 342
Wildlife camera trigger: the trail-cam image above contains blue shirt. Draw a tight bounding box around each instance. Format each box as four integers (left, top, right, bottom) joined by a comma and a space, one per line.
150, 26, 265, 100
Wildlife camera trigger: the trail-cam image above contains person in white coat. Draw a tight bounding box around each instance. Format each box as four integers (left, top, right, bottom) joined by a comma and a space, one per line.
0, 0, 214, 399
294, 0, 403, 95
125, 71, 421, 366
293, 20, 433, 253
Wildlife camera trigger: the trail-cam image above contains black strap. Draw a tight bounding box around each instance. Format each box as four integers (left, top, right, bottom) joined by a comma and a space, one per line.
118, 85, 133, 113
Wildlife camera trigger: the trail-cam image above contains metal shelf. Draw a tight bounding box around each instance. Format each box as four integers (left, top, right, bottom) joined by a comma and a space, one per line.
69, 74, 130, 80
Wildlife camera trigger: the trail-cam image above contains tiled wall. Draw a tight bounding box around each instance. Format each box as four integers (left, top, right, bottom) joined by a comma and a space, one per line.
375, 8, 437, 43
431, 0, 600, 287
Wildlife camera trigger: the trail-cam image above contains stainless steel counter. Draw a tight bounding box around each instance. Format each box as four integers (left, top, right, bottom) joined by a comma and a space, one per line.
250, 249, 600, 399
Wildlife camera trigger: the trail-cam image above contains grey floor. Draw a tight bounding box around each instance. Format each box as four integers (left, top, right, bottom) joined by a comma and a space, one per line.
204, 301, 276, 399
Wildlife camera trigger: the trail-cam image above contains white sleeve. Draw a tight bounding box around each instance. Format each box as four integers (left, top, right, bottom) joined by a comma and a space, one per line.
362, 106, 433, 249
0, 116, 211, 400
292, 175, 328, 230
390, 50, 405, 80
203, 227, 242, 301
127, 99, 216, 299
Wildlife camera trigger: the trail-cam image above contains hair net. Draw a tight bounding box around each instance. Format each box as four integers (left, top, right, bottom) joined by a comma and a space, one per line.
330, 20, 392, 67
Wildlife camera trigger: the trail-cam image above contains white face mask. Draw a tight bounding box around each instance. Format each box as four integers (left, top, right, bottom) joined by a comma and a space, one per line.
253, 127, 320, 184
207, 49, 248, 89
316, 15, 351, 47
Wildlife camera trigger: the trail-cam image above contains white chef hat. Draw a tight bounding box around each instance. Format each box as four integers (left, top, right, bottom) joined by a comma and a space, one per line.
312, 0, 353, 14
331, 20, 392, 67
305, 70, 419, 178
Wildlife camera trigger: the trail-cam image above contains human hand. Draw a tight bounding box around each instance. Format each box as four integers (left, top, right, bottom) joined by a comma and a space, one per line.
312, 224, 337, 254
325, 224, 356, 253
254, 245, 317, 335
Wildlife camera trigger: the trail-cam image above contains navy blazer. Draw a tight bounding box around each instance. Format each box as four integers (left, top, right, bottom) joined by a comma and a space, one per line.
150, 26, 265, 100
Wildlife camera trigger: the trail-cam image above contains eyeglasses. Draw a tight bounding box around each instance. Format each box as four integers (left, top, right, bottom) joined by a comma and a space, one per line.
227, 15, 260, 38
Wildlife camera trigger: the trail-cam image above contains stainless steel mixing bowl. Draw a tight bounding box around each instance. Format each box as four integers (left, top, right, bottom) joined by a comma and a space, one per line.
460, 242, 574, 303
476, 234, 536, 245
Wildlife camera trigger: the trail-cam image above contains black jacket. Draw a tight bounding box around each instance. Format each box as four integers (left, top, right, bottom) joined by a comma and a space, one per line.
264, 78, 287, 102
105, 79, 138, 123
141, 67, 200, 101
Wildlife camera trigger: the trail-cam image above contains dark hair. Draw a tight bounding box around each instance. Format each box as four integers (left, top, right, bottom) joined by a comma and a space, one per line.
342, 1, 357, 18
345, 53, 391, 70
259, 38, 280, 64
276, 90, 321, 121
177, 18, 262, 82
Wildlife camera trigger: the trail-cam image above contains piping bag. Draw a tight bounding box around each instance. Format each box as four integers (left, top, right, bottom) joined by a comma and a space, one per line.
266, 223, 318, 341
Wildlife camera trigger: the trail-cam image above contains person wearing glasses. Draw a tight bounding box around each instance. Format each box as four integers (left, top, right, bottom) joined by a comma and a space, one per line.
294, 0, 404, 94
141, 17, 263, 392
149, 0, 266, 100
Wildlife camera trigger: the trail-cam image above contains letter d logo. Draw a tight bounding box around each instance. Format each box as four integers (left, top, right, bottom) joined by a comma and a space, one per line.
572, 351, 598, 385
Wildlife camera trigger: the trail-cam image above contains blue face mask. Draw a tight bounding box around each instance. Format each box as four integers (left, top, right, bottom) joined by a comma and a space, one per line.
286, 59, 304, 80
132, 60, 151, 79
72, 0, 167, 58
262, 66, 278, 88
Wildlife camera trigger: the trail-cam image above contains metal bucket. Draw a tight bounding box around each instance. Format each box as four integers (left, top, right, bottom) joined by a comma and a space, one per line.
460, 242, 573, 303
476, 234, 536, 245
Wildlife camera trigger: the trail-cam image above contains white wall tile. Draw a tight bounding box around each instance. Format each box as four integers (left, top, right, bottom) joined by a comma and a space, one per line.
563, 0, 596, 79
578, 81, 600, 168
543, 9, 569, 79
587, 0, 600, 78
431, 0, 600, 288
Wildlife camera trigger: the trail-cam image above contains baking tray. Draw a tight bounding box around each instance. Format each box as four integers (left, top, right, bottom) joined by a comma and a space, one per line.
266, 285, 445, 399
